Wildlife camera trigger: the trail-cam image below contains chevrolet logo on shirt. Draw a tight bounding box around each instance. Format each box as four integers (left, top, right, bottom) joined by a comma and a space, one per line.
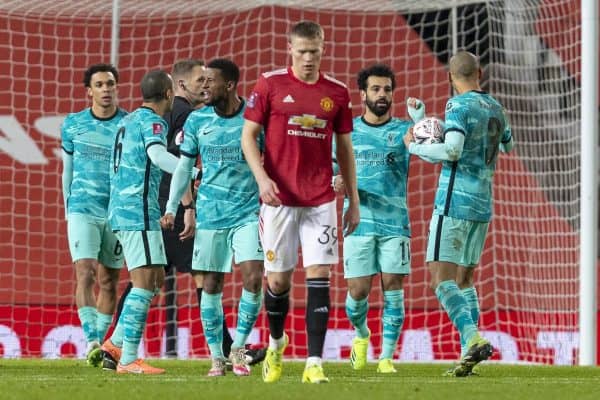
288, 114, 327, 130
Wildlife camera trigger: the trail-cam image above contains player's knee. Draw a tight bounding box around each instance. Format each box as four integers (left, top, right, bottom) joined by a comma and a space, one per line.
266, 279, 290, 295
348, 286, 369, 301
202, 273, 224, 294
76, 265, 96, 288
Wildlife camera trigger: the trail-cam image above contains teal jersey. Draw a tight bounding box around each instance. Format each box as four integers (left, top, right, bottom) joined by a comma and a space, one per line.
344, 116, 412, 237
436, 91, 511, 222
61, 108, 128, 218
180, 100, 260, 229
108, 107, 168, 231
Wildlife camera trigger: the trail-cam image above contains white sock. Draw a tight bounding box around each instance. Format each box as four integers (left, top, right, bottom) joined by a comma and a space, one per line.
306, 356, 322, 368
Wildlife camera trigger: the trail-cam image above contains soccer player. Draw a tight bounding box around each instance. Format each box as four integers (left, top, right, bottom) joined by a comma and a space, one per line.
163, 58, 264, 377
403, 51, 513, 377
61, 63, 127, 367
103, 70, 195, 374
333, 64, 424, 374
111, 59, 205, 359
241, 21, 360, 384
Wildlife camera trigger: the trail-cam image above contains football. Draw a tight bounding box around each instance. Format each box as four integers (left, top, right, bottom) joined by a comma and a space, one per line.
412, 117, 444, 144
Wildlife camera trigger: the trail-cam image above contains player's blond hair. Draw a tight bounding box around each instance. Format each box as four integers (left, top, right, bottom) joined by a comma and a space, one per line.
288, 20, 324, 42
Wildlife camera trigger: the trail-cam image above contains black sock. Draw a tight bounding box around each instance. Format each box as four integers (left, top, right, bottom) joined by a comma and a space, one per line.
114, 281, 133, 324
306, 278, 330, 358
197, 286, 233, 357
264, 286, 290, 340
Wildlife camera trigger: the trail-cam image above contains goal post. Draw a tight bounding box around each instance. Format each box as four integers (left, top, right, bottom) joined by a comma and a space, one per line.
0, 0, 596, 365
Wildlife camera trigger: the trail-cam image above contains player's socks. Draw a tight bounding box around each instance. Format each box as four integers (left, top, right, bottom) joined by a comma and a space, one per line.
198, 287, 232, 357
435, 280, 477, 345
114, 281, 133, 323
96, 312, 113, 343
306, 278, 330, 357
345, 292, 370, 338
460, 287, 480, 355
232, 288, 262, 349
120, 287, 153, 366
77, 306, 99, 343
201, 291, 225, 359
380, 289, 404, 360
264, 286, 289, 348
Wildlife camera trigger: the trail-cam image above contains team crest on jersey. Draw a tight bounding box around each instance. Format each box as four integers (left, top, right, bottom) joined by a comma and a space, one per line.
153, 123, 164, 135
248, 92, 258, 108
320, 97, 334, 112
288, 114, 327, 130
266, 250, 276, 262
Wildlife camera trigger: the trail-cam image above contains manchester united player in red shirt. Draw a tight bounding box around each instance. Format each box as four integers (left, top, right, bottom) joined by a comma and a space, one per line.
242, 20, 359, 384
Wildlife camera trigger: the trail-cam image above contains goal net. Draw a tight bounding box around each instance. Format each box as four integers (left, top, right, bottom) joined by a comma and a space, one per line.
0, 0, 587, 365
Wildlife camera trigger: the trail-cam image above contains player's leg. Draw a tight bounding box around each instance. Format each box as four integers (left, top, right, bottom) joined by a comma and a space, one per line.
300, 200, 338, 383
229, 221, 264, 375
96, 226, 124, 343
427, 216, 491, 376
376, 235, 411, 374
259, 204, 298, 383
343, 235, 376, 370
68, 214, 103, 365
112, 230, 166, 374
456, 266, 477, 357
192, 228, 232, 376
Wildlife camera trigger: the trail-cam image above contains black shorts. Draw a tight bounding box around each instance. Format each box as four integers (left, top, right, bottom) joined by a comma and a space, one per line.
159, 197, 193, 273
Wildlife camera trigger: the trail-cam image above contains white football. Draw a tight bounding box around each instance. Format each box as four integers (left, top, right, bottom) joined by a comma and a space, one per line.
412, 117, 444, 144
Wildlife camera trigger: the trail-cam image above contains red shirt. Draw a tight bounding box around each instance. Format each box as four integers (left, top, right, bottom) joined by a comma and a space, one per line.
244, 67, 353, 206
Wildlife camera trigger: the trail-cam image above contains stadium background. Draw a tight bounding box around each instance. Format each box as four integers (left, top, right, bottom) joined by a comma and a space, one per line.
0, 0, 598, 364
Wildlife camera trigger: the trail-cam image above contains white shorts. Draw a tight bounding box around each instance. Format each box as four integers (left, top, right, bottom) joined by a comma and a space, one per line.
259, 200, 338, 272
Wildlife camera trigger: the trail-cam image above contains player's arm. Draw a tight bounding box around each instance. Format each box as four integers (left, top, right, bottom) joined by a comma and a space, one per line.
241, 119, 281, 206
165, 155, 196, 216
147, 143, 195, 207
500, 111, 514, 153
61, 150, 73, 220
335, 133, 360, 236
60, 119, 73, 220
406, 130, 465, 162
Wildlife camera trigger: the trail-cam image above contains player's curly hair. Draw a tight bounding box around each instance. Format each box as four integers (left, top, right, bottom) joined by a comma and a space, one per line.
83, 63, 119, 88
357, 64, 396, 91
207, 58, 240, 85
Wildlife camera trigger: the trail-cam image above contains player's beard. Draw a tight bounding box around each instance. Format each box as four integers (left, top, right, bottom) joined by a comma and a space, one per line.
366, 98, 391, 117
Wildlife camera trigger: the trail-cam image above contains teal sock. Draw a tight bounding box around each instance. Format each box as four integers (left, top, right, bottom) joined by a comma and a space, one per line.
110, 317, 125, 348
233, 288, 262, 349
345, 292, 370, 338
77, 306, 99, 343
120, 287, 153, 365
201, 292, 224, 359
460, 287, 480, 355
96, 312, 113, 343
380, 289, 404, 360
435, 280, 478, 345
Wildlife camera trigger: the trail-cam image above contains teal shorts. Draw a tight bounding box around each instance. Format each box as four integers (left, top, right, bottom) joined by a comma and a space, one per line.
343, 234, 411, 278
67, 213, 123, 269
426, 214, 489, 266
192, 221, 263, 273
115, 230, 167, 270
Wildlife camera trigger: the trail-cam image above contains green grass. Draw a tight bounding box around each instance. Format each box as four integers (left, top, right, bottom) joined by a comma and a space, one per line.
2, 359, 600, 400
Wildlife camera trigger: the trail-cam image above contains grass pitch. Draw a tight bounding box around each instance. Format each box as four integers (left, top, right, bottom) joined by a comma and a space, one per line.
2, 359, 599, 400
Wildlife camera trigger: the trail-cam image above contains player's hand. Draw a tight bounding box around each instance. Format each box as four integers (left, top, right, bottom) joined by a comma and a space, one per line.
332, 175, 345, 194
403, 128, 414, 149
160, 213, 175, 230
258, 176, 282, 207
179, 209, 196, 241
342, 201, 360, 237
407, 97, 425, 123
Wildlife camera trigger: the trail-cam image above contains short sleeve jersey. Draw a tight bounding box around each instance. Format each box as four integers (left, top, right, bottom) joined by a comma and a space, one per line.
244, 67, 353, 206
344, 116, 412, 237
436, 90, 512, 222
180, 100, 260, 229
108, 107, 168, 231
61, 108, 128, 218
